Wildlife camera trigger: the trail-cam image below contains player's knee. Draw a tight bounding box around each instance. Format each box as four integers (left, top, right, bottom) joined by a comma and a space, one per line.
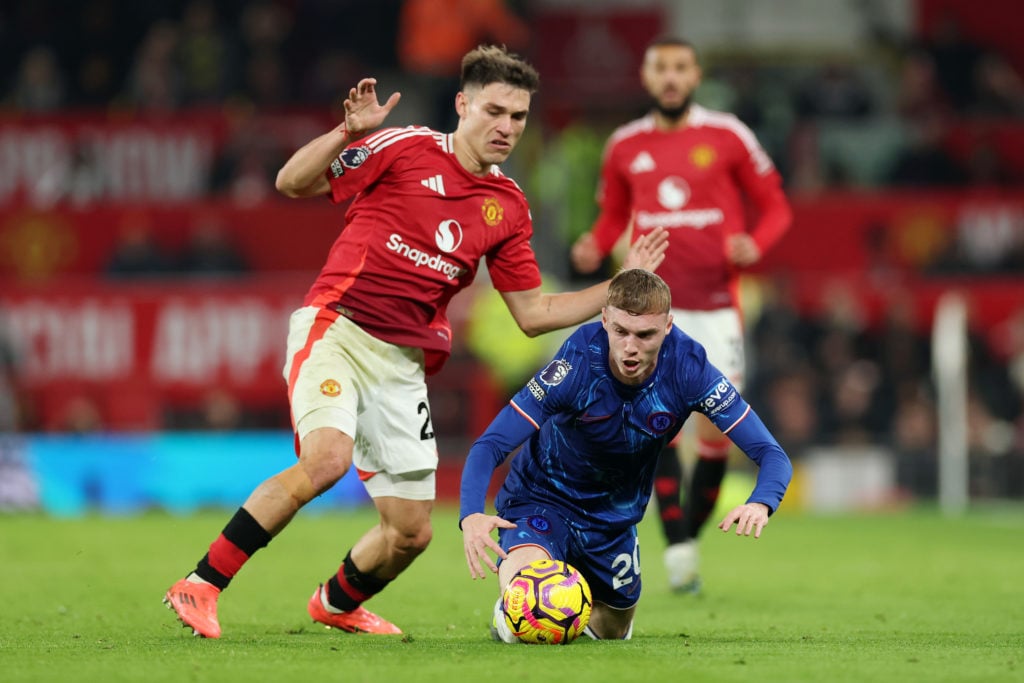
384, 519, 433, 558
298, 429, 354, 494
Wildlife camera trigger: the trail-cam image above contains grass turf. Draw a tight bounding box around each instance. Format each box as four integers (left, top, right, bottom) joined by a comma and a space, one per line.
1, 504, 1022, 683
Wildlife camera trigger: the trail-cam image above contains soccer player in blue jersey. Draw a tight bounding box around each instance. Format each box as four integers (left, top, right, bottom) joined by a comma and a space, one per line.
459, 268, 792, 640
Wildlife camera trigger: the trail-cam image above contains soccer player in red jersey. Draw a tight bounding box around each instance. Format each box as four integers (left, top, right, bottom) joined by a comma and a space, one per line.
163, 45, 667, 639
571, 37, 792, 593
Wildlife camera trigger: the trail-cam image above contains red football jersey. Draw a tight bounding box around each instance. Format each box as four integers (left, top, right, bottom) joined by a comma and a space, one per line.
306, 126, 542, 374
592, 104, 791, 311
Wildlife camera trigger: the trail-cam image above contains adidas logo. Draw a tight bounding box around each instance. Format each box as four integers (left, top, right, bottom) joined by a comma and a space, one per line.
421, 175, 446, 195
629, 151, 656, 174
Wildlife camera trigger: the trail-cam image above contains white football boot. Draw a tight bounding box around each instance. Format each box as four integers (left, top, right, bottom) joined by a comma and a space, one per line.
664, 540, 701, 593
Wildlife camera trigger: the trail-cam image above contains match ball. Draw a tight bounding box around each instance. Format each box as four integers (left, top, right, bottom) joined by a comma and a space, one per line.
501, 559, 592, 644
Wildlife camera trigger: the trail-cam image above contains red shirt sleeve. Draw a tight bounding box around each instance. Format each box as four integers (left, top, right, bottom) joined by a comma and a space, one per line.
486, 197, 543, 292
731, 137, 792, 255
590, 141, 634, 255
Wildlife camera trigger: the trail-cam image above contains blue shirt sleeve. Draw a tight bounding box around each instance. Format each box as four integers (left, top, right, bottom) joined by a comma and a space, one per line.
712, 400, 793, 514
458, 402, 537, 526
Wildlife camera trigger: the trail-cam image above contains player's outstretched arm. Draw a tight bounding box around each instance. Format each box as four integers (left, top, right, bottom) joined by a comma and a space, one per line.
342, 77, 401, 136
718, 502, 771, 538
275, 78, 401, 199
462, 513, 517, 580
500, 227, 668, 336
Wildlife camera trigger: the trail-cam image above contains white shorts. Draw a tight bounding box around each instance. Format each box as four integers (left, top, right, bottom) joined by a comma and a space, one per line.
282, 306, 438, 500
671, 307, 745, 391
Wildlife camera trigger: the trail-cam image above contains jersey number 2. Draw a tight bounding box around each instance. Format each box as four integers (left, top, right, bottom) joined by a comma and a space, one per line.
418, 401, 435, 440
611, 539, 641, 590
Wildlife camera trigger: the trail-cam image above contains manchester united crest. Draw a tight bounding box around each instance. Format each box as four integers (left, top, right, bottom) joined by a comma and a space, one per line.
482, 197, 504, 226
690, 144, 716, 169
320, 379, 341, 397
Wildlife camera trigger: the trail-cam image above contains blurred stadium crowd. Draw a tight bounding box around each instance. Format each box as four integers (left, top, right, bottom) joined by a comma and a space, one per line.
1, 0, 1023, 502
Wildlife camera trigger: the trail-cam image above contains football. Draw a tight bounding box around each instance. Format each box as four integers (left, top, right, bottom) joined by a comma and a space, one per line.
501, 559, 593, 644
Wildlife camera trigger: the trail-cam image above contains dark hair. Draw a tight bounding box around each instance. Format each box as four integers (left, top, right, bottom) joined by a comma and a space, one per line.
607, 269, 671, 315
646, 36, 700, 62
461, 45, 539, 94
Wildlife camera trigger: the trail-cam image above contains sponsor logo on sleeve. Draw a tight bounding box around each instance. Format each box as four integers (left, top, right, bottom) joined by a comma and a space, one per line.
330, 158, 344, 178
526, 378, 546, 401
340, 146, 370, 169
698, 377, 738, 418
539, 359, 571, 386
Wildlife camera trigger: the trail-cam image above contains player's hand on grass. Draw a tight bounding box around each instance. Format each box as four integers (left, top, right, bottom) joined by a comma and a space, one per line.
344, 78, 401, 138
718, 502, 771, 538
622, 227, 668, 273
461, 513, 516, 579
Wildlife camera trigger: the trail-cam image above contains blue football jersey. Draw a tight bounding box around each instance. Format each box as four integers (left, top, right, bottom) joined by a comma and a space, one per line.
460, 321, 791, 531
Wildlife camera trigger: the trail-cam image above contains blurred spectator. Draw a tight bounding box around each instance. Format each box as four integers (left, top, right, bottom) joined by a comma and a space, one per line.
894, 49, 952, 122
760, 364, 820, 458
963, 135, 1017, 186
164, 389, 252, 430
0, 436, 39, 510
8, 45, 66, 111
783, 122, 826, 194
67, 0, 122, 107
51, 394, 105, 433
105, 215, 172, 277
920, 11, 985, 113
890, 387, 938, 497
177, 217, 248, 275
819, 359, 884, 445
210, 114, 287, 204
397, 0, 529, 130
970, 53, 1024, 118
793, 62, 875, 122
241, 50, 290, 107
0, 315, 22, 433
863, 292, 929, 413
177, 0, 238, 105
198, 389, 247, 430
302, 49, 364, 107
234, 1, 293, 107
122, 20, 181, 111
885, 113, 968, 187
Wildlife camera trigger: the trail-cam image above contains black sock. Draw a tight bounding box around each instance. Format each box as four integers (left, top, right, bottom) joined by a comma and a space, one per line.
195, 507, 272, 590
653, 447, 687, 545
683, 458, 728, 540
325, 550, 392, 612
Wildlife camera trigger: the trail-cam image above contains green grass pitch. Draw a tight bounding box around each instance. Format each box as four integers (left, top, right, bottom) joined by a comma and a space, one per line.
2, 503, 1022, 683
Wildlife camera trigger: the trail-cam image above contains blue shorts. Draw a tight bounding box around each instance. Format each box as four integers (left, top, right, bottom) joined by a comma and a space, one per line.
497, 503, 642, 609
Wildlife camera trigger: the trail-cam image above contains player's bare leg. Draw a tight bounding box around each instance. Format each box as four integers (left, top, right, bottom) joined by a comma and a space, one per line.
309, 495, 432, 634
491, 546, 551, 643
165, 428, 352, 638
584, 602, 636, 640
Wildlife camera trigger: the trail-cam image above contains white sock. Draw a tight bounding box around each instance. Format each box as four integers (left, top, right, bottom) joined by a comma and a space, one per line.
492, 597, 518, 644
320, 585, 345, 614
185, 572, 211, 585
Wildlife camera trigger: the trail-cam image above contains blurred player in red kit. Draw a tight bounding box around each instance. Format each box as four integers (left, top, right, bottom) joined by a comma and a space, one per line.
571, 37, 792, 593
162, 45, 667, 639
